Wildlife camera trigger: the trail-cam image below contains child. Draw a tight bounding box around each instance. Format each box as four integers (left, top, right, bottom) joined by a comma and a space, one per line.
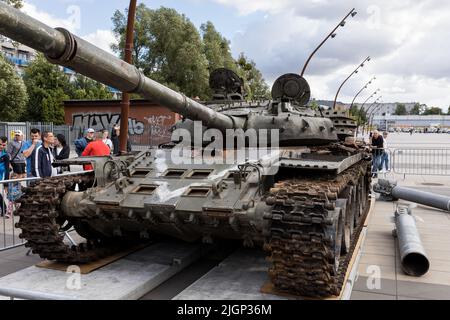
5, 181, 22, 219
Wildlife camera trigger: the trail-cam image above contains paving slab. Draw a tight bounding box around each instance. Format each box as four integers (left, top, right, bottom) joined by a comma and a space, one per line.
396, 280, 450, 300
353, 276, 397, 296
0, 241, 206, 300
351, 290, 396, 300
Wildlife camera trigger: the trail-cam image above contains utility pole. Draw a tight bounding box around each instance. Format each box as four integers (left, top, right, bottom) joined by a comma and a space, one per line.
119, 0, 137, 154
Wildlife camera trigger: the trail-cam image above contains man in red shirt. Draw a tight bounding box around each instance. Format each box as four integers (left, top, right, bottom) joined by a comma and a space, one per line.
81, 131, 111, 171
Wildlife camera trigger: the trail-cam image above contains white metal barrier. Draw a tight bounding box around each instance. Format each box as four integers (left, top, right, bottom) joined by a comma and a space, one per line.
392, 148, 450, 176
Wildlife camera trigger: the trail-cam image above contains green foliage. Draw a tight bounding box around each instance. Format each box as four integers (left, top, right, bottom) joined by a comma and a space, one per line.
422, 107, 443, 115
1, 0, 23, 9
394, 103, 407, 116
448, 106, 450, 115
410, 103, 421, 115
309, 100, 319, 110
349, 104, 367, 126
236, 53, 270, 100
0, 54, 28, 121
201, 21, 236, 73
23, 54, 72, 124
112, 5, 209, 99
111, 4, 269, 100
71, 75, 114, 100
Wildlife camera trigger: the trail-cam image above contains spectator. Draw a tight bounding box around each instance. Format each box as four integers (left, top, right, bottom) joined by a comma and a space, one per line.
111, 125, 120, 156
31, 131, 56, 178
370, 130, 384, 178
0, 136, 10, 182
74, 128, 95, 157
22, 128, 42, 178
54, 134, 71, 174
379, 132, 390, 173
0, 136, 10, 218
82, 131, 111, 171
111, 125, 132, 155
102, 129, 113, 152
7, 130, 26, 179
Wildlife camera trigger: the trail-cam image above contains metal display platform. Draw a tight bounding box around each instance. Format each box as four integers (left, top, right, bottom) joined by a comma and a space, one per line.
173, 230, 367, 301
0, 242, 205, 300
0, 199, 373, 300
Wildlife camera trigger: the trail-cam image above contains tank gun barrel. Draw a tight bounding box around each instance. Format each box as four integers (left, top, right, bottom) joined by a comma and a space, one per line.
0, 2, 241, 130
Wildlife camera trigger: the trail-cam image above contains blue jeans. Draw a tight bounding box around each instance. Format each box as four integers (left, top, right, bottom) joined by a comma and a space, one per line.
379, 152, 389, 171
372, 154, 382, 174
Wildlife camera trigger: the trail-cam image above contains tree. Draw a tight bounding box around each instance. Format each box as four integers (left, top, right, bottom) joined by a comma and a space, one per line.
201, 21, 236, 73
349, 104, 367, 126
423, 107, 443, 115
112, 5, 209, 99
111, 3, 151, 73
394, 103, 407, 115
236, 53, 270, 100
23, 54, 72, 124
410, 103, 421, 115
71, 75, 114, 100
447, 106, 450, 115
111, 5, 269, 101
0, 54, 28, 121
1, 0, 23, 8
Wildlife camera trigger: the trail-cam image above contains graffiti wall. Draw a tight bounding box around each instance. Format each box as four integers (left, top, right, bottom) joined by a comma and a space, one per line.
64, 99, 180, 145
72, 113, 145, 135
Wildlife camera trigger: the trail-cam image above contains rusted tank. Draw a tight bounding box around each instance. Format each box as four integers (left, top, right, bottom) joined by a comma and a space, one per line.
0, 2, 371, 297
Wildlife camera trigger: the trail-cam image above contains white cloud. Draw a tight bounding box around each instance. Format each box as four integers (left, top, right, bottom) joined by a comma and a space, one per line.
22, 1, 117, 55
222, 0, 450, 109
22, 2, 81, 33
213, 0, 292, 15
82, 30, 116, 54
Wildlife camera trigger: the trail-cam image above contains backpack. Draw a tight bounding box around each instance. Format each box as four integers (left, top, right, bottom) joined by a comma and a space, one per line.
74, 137, 88, 157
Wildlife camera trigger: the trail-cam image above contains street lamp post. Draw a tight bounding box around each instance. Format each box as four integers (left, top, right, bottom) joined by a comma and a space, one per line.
364, 97, 383, 134
369, 104, 383, 130
333, 56, 371, 110
359, 89, 380, 112
350, 76, 376, 110
366, 97, 382, 115
301, 8, 358, 77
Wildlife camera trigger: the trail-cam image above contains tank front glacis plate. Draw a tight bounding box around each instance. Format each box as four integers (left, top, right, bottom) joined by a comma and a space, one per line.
89, 149, 271, 242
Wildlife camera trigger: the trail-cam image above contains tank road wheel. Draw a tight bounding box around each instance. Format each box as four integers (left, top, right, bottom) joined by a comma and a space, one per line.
330, 206, 344, 274
335, 198, 353, 255
16, 174, 124, 264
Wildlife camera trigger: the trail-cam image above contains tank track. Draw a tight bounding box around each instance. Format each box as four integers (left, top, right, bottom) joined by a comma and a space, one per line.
16, 173, 121, 263
264, 160, 371, 297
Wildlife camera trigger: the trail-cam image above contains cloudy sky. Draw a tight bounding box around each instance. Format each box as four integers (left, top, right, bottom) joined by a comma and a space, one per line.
20, 0, 450, 110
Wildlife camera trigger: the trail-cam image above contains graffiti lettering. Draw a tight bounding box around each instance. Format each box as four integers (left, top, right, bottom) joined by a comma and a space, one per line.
144, 115, 172, 138
72, 113, 144, 135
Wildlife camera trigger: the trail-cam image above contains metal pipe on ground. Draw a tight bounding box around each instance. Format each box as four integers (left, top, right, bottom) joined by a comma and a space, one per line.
374, 179, 450, 212
394, 206, 430, 277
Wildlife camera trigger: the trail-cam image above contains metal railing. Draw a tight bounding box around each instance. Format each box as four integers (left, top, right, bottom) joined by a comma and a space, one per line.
0, 122, 54, 141
392, 148, 450, 176
0, 176, 37, 251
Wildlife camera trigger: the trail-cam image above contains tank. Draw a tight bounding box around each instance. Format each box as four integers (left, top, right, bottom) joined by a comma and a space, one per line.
0, 2, 372, 297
